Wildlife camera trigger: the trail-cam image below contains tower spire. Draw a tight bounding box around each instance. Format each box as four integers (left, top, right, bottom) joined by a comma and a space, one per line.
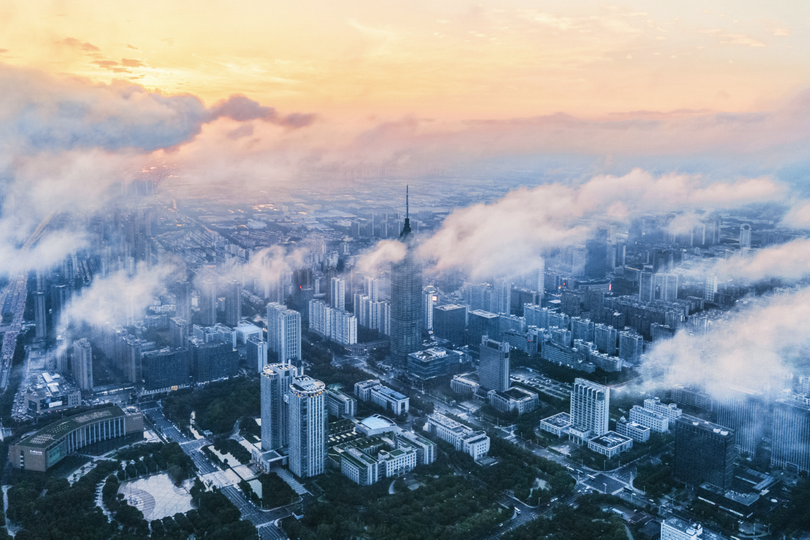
400, 185, 412, 238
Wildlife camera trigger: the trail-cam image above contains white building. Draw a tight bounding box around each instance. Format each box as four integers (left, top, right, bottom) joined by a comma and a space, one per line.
260, 363, 297, 451
330, 277, 346, 310
540, 412, 572, 437
309, 299, 357, 345
569, 378, 610, 442
267, 303, 301, 363
326, 388, 357, 418
287, 375, 327, 478
616, 417, 651, 442
587, 431, 633, 458
354, 379, 409, 415
426, 413, 490, 459
643, 397, 683, 421
629, 405, 669, 433
451, 373, 480, 396
661, 517, 726, 540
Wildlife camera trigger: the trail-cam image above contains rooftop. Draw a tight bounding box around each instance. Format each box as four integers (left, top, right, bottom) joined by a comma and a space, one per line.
290, 376, 326, 395
374, 385, 408, 401
19, 406, 126, 448
542, 412, 572, 427
590, 431, 633, 448
360, 414, 396, 431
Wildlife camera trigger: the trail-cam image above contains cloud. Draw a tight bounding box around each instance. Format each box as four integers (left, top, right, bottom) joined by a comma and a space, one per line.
416, 169, 785, 280
707, 238, 810, 283
207, 94, 316, 128
58, 37, 100, 52
124, 44, 139, 50
64, 263, 181, 328
641, 288, 810, 397
356, 240, 407, 275
120, 58, 146, 68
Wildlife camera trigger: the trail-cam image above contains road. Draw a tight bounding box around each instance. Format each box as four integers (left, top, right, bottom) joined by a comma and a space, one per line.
141, 402, 292, 537
0, 210, 57, 393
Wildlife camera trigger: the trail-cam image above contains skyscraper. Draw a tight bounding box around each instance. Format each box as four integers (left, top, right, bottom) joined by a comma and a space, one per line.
740, 223, 751, 249
174, 280, 192, 323
390, 187, 423, 363
287, 375, 327, 478
330, 277, 345, 311
72, 339, 93, 391
34, 291, 46, 341
771, 396, 810, 473
422, 285, 437, 330
433, 304, 467, 345
673, 416, 735, 490
569, 378, 610, 440
267, 302, 301, 364
491, 279, 511, 315
478, 337, 510, 392
197, 278, 217, 326
260, 363, 298, 451
224, 279, 242, 327
715, 386, 767, 459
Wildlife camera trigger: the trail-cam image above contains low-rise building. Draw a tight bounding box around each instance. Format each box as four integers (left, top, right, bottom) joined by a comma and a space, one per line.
616, 417, 651, 442
356, 414, 398, 437
398, 431, 436, 465
489, 387, 539, 415
451, 372, 480, 396
644, 397, 683, 421
407, 347, 463, 380
9, 406, 143, 472
333, 434, 420, 486
426, 413, 490, 459
23, 372, 81, 415
540, 412, 572, 437
660, 517, 727, 540
326, 388, 357, 418
587, 431, 633, 459
630, 405, 669, 432
354, 380, 410, 415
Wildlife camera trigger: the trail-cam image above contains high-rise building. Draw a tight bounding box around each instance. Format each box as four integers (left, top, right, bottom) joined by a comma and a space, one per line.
169, 317, 189, 349
655, 273, 679, 302
478, 337, 510, 392
422, 286, 437, 330
569, 378, 609, 441
673, 416, 735, 490
467, 309, 500, 347
34, 291, 46, 341
524, 304, 549, 329
197, 278, 217, 326
174, 281, 192, 323
51, 283, 70, 327
433, 304, 467, 345
190, 339, 238, 383
267, 302, 301, 364
224, 279, 242, 327
246, 334, 269, 373
618, 331, 643, 363
72, 339, 93, 391
715, 387, 767, 459
771, 395, 810, 473
141, 348, 190, 391
739, 223, 751, 249
330, 277, 346, 311
594, 323, 617, 355
703, 275, 718, 302
260, 363, 298, 451
287, 375, 327, 478
491, 279, 511, 315
571, 317, 594, 343
390, 187, 423, 363
639, 271, 655, 303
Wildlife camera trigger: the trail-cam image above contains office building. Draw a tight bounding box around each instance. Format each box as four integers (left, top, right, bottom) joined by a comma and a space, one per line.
260, 363, 298, 451
330, 277, 345, 310
390, 188, 423, 363
524, 304, 549, 329
569, 378, 610, 442
287, 375, 327, 478
23, 372, 81, 415
673, 416, 735, 490
491, 279, 511, 314
715, 387, 767, 458
616, 417, 651, 442
588, 432, 633, 458
174, 280, 192, 323
660, 517, 726, 540
540, 412, 572, 437
190, 339, 238, 383
433, 304, 467, 345
72, 339, 93, 391
169, 317, 189, 349
451, 372, 480, 396
246, 334, 268, 373
9, 406, 143, 472
423, 285, 437, 330
354, 379, 410, 415
740, 223, 751, 249
141, 348, 190, 392
407, 347, 460, 380
593, 323, 617, 355
34, 291, 46, 341
326, 389, 357, 418
224, 279, 242, 327
467, 309, 500, 347
489, 387, 539, 415
267, 302, 301, 363
426, 413, 490, 459
771, 395, 810, 472
197, 278, 217, 326
629, 405, 669, 433
478, 337, 510, 392
643, 397, 682, 421
618, 331, 643, 363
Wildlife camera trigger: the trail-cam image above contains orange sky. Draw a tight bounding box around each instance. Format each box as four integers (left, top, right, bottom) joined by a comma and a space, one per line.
1, 0, 808, 121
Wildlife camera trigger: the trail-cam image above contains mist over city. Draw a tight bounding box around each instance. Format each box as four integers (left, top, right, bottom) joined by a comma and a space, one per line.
1, 2, 810, 540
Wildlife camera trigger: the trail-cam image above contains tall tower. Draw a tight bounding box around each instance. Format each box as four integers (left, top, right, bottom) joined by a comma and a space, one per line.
422, 286, 437, 331
34, 291, 47, 341
739, 223, 752, 249
260, 363, 298, 451
569, 378, 610, 439
267, 303, 301, 364
224, 279, 242, 326
390, 186, 423, 363
197, 278, 217, 326
72, 338, 93, 391
478, 337, 510, 392
330, 277, 345, 311
287, 375, 327, 478
174, 281, 192, 323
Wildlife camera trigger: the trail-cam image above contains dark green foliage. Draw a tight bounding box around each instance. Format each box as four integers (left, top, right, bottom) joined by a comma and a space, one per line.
284, 473, 506, 540
258, 472, 298, 508
212, 437, 251, 465
163, 377, 260, 435
768, 476, 810, 535
635, 457, 676, 499
502, 493, 627, 540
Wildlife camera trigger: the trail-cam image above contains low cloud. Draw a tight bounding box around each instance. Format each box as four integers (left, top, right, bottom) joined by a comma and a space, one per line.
58, 37, 100, 52
356, 240, 407, 275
